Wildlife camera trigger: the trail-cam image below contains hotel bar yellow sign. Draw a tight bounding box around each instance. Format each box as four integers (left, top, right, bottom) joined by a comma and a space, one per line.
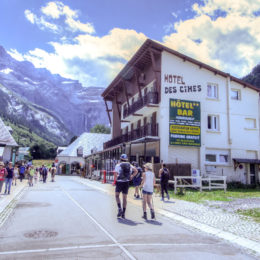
169, 99, 201, 146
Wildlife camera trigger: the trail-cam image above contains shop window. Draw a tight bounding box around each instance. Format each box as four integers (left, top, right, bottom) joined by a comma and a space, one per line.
245, 118, 256, 129
207, 83, 218, 99
207, 115, 219, 131
231, 89, 241, 100
205, 150, 229, 165
206, 154, 216, 162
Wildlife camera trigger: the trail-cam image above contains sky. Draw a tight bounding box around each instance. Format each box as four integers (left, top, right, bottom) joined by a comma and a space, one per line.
0, 0, 260, 88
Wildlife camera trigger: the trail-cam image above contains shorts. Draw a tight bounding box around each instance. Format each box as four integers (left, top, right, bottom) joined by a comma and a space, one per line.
115, 181, 129, 194
133, 177, 142, 187
142, 190, 153, 195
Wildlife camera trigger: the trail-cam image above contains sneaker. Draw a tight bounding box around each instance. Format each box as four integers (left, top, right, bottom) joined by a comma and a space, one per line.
142, 212, 147, 220
167, 194, 170, 200
136, 195, 140, 199
117, 208, 122, 218
134, 194, 137, 198
151, 210, 155, 219
121, 213, 125, 219
8, 191, 10, 195
161, 197, 164, 201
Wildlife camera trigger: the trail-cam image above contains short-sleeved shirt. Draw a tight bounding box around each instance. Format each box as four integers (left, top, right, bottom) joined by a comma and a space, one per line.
19, 166, 25, 174
6, 167, 14, 179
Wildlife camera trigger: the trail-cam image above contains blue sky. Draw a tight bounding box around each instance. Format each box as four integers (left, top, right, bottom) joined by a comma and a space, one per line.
1, 0, 260, 87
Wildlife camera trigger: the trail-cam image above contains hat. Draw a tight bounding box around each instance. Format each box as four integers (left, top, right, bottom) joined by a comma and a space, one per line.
0, 162, 4, 166
144, 163, 153, 171
120, 154, 128, 161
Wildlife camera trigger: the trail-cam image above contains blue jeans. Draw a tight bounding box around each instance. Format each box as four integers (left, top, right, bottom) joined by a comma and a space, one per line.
5, 178, 12, 194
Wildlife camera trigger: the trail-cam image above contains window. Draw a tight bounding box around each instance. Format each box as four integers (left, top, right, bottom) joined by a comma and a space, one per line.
206, 154, 216, 162
207, 83, 218, 99
207, 115, 219, 131
245, 118, 256, 129
205, 150, 229, 165
231, 89, 241, 100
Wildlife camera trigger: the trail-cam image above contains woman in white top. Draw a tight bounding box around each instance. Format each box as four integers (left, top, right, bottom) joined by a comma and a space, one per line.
141, 163, 155, 220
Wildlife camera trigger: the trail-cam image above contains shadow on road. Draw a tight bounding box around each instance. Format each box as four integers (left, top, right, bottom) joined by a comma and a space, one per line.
145, 220, 163, 226
117, 218, 143, 226
163, 201, 175, 204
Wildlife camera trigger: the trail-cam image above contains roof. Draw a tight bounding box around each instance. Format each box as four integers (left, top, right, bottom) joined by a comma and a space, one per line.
58, 132, 111, 157
102, 39, 260, 100
0, 117, 18, 147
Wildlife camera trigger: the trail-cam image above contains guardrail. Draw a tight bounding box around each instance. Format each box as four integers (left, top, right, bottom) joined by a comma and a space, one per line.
174, 176, 227, 194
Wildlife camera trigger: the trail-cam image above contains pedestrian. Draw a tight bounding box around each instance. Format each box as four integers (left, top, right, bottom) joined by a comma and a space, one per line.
34, 167, 39, 184
50, 164, 56, 182
131, 162, 142, 199
114, 154, 137, 218
0, 162, 6, 196
28, 166, 34, 186
42, 165, 48, 183
141, 163, 156, 220
39, 166, 43, 181
159, 164, 170, 201
19, 164, 25, 182
13, 164, 19, 186
5, 162, 14, 195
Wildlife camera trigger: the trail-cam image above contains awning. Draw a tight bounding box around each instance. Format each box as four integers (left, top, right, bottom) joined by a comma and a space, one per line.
233, 158, 260, 164
130, 136, 160, 144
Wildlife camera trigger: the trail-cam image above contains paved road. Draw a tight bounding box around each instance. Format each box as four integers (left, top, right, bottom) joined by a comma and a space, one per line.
0, 176, 257, 259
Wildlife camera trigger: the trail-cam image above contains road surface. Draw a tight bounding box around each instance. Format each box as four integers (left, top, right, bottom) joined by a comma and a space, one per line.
0, 176, 257, 259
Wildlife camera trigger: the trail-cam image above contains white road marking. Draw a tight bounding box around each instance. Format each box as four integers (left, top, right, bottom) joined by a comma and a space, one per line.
0, 242, 217, 255
61, 187, 136, 260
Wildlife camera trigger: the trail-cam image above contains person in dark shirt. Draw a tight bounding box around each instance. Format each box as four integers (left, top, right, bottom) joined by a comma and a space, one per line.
5, 162, 14, 195
159, 164, 170, 201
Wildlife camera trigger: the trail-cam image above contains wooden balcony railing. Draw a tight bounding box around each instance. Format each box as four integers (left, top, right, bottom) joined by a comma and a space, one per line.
123, 91, 158, 118
103, 123, 158, 149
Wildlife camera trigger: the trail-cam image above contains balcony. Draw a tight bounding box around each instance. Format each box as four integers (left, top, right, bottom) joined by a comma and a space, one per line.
104, 123, 158, 149
123, 91, 158, 119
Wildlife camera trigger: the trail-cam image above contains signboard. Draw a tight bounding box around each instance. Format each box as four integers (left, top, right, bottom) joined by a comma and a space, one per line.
169, 99, 201, 146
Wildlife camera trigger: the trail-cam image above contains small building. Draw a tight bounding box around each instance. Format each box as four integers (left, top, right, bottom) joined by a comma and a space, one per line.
98, 39, 260, 185
0, 117, 18, 163
56, 132, 110, 175
56, 146, 67, 155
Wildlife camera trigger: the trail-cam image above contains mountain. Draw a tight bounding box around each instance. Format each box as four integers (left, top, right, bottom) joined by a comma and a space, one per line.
0, 45, 109, 144
242, 64, 260, 88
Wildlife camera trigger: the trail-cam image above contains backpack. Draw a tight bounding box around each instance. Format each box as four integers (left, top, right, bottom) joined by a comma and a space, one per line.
161, 168, 169, 182
118, 162, 131, 181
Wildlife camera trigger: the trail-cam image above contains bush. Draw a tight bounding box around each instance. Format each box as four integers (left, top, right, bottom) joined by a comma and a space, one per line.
227, 182, 257, 189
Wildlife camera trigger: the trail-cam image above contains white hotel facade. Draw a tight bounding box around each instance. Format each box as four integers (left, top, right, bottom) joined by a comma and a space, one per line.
99, 39, 260, 185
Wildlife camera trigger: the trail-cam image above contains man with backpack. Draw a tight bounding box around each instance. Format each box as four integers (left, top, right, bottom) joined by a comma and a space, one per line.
159, 164, 170, 201
114, 154, 137, 219
19, 164, 25, 182
41, 165, 48, 183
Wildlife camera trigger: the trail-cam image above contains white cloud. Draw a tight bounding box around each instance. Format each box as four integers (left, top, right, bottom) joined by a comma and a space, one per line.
24, 9, 59, 33
39, 1, 95, 34
17, 27, 146, 86
8, 49, 25, 61
163, 0, 260, 77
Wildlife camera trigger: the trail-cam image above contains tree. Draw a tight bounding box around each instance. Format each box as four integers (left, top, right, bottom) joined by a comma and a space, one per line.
242, 63, 260, 88
90, 124, 111, 134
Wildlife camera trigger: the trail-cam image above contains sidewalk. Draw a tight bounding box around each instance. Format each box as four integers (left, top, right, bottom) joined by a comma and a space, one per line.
0, 180, 27, 227
76, 177, 260, 257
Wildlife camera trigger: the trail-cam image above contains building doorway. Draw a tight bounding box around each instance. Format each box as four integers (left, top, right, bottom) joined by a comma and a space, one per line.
250, 164, 256, 184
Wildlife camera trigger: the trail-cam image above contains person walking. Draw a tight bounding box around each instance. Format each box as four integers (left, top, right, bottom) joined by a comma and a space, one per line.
131, 162, 142, 199
42, 165, 48, 183
5, 162, 14, 195
114, 154, 137, 219
141, 163, 156, 220
13, 165, 19, 186
28, 166, 34, 186
34, 167, 39, 184
0, 162, 6, 196
19, 164, 25, 182
50, 164, 56, 182
159, 164, 170, 201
